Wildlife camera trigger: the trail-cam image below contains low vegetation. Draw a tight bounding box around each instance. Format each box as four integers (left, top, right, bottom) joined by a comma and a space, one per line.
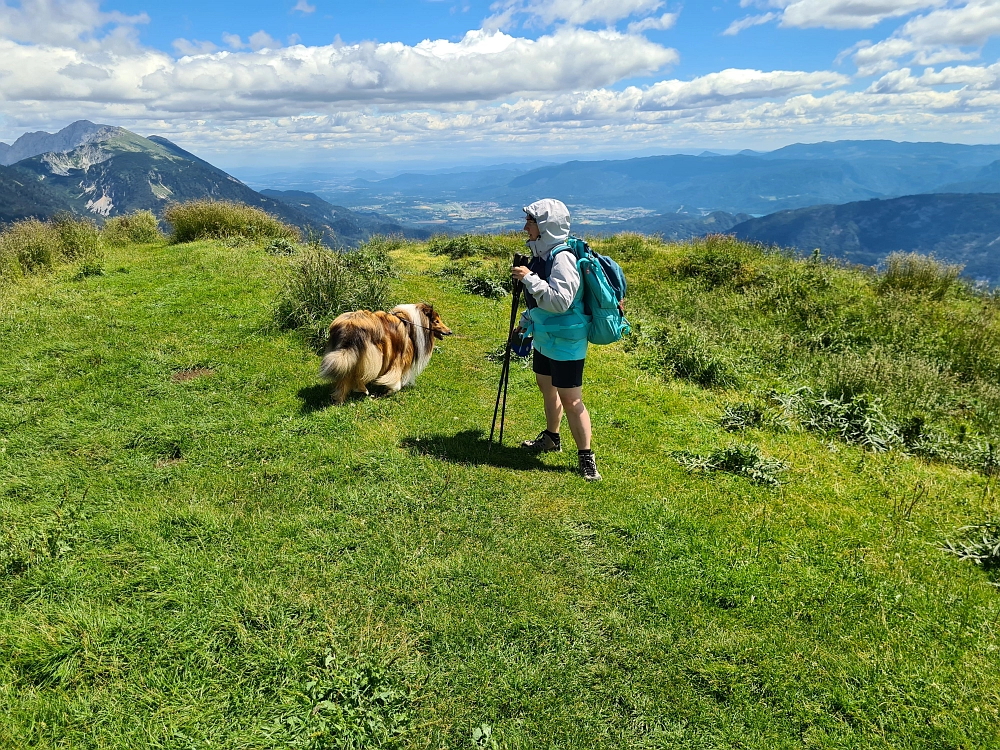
164, 199, 299, 244
0, 215, 107, 280
1, 230, 998, 748
273, 237, 400, 348
101, 209, 161, 246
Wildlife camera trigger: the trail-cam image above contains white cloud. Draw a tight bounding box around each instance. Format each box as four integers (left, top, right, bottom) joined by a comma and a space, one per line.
778, 0, 945, 30
627, 12, 679, 33
292, 0, 316, 14
0, 0, 147, 45
222, 32, 246, 50
846, 0, 1000, 75
172, 38, 218, 56
248, 30, 280, 51
723, 13, 777, 36
0, 28, 676, 117
900, 0, 1000, 47
486, 0, 665, 29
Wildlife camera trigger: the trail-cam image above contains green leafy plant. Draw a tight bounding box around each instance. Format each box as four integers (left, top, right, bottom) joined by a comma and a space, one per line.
269, 651, 411, 750
673, 443, 787, 486
721, 402, 765, 432
942, 523, 1000, 571
776, 388, 900, 452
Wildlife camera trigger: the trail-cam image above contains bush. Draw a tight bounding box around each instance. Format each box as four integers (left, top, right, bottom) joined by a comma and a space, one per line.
673, 443, 787, 487
164, 200, 298, 244
878, 252, 962, 299
103, 210, 161, 246
274, 241, 394, 348
0, 218, 62, 277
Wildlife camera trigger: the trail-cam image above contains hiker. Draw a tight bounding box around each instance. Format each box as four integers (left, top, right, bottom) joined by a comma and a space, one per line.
512, 198, 601, 482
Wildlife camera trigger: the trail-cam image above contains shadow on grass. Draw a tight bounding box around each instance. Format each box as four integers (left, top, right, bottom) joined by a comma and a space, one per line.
298, 383, 400, 414
401, 429, 571, 473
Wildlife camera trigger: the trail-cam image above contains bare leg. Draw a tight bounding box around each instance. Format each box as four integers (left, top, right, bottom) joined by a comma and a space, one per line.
536, 373, 563, 433
557, 386, 592, 451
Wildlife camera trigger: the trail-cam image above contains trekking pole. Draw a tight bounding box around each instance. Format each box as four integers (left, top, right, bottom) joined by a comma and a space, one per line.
489, 254, 530, 451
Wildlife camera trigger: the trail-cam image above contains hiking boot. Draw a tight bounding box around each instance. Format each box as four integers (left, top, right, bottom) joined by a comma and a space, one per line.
521, 430, 561, 452
578, 450, 602, 482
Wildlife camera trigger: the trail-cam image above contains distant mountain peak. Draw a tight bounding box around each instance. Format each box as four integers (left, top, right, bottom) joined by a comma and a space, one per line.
1, 120, 112, 166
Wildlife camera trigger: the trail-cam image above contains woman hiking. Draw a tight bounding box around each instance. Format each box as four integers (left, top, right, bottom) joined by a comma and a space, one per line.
512, 198, 601, 482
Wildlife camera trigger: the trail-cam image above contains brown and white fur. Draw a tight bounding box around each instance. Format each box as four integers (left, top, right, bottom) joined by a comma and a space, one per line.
319, 303, 452, 404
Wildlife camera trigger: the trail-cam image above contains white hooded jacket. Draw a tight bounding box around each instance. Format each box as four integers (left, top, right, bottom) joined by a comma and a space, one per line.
520, 198, 581, 327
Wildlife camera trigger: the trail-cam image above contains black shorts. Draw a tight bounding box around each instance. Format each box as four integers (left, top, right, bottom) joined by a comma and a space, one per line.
533, 350, 586, 389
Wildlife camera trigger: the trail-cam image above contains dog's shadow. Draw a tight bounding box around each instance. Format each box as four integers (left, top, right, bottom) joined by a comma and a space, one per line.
401, 429, 571, 472
297, 383, 395, 414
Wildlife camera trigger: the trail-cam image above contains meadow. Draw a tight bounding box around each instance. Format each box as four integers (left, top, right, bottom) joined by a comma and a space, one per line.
1, 207, 998, 749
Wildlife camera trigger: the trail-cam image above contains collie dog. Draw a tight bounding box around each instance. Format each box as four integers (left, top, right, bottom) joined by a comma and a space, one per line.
319, 303, 452, 404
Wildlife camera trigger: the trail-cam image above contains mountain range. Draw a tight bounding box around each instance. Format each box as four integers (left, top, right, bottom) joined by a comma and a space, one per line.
0, 121, 427, 247
321, 140, 1000, 216
731, 193, 1000, 283
2, 121, 999, 281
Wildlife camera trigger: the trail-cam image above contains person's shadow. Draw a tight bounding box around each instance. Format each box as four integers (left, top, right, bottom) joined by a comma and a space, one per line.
400, 429, 571, 472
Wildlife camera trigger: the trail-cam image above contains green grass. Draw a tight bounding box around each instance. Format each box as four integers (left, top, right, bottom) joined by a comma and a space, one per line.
1, 235, 998, 748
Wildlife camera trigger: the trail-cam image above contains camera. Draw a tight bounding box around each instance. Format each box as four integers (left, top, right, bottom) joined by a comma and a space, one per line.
512, 252, 530, 268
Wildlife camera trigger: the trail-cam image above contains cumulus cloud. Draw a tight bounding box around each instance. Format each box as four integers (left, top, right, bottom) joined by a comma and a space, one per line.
292, 0, 316, 14
729, 0, 944, 32
0, 28, 676, 117
0, 0, 147, 45
847, 0, 1000, 75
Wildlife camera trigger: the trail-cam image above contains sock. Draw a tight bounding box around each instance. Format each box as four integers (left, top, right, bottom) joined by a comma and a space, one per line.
545, 430, 561, 443
578, 448, 594, 456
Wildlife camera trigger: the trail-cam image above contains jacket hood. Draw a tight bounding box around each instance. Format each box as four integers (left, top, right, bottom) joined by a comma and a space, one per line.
524, 198, 571, 257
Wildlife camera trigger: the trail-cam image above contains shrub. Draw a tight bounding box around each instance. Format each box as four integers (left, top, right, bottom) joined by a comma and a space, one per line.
878, 252, 962, 299
0, 218, 62, 276
673, 443, 787, 487
103, 210, 161, 246
164, 200, 298, 244
274, 241, 394, 348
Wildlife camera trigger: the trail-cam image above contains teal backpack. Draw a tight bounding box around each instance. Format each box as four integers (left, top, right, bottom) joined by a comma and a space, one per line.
548, 237, 631, 345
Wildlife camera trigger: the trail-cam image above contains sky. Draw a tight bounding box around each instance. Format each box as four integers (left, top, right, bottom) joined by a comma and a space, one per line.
1, 0, 999, 169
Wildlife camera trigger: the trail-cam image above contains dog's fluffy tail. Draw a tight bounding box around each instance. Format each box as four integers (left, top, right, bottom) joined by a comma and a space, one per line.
319, 343, 382, 384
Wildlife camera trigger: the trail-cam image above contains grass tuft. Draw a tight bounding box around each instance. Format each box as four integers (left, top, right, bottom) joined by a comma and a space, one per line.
0, 218, 61, 277
102, 210, 162, 246
879, 252, 962, 299
164, 200, 298, 244
273, 240, 394, 348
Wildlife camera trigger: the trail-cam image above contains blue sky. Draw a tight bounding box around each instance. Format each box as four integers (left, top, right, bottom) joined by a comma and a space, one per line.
1, 0, 999, 168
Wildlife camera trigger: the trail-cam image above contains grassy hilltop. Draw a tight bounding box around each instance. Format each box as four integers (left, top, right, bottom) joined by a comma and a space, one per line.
1, 207, 999, 749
